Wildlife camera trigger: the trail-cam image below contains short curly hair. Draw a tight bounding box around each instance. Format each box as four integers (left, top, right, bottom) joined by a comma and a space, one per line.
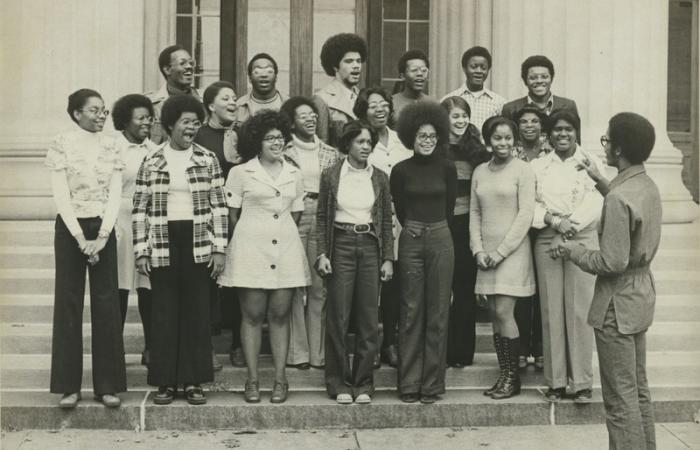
440, 96, 471, 118
396, 101, 450, 150
482, 116, 517, 145
461, 46, 492, 69
320, 33, 367, 76
521, 55, 555, 83
280, 96, 319, 126
353, 87, 393, 121
160, 94, 206, 135
608, 112, 655, 164
158, 45, 188, 79
337, 120, 378, 155
247, 53, 279, 76
67, 88, 102, 124
543, 109, 581, 139
237, 110, 292, 162
398, 49, 429, 74
111, 94, 154, 131
202, 81, 236, 112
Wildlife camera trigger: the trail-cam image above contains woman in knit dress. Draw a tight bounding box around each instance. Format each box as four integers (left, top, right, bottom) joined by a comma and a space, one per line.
470, 116, 536, 399
439, 96, 490, 368
218, 110, 311, 404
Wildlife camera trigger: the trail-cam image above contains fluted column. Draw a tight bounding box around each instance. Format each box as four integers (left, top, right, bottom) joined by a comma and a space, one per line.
486, 0, 696, 223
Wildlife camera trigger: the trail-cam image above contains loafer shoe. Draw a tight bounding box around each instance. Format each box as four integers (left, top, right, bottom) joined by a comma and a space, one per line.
336, 393, 353, 404
59, 393, 81, 409
574, 388, 593, 404
354, 393, 371, 404
420, 394, 439, 404
94, 394, 121, 408
400, 393, 420, 403
544, 387, 566, 403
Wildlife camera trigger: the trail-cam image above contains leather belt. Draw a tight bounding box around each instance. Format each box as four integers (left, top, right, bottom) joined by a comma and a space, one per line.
304, 192, 319, 200
334, 222, 373, 234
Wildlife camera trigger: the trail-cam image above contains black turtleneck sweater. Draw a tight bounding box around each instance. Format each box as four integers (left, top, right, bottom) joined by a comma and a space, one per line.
390, 152, 457, 226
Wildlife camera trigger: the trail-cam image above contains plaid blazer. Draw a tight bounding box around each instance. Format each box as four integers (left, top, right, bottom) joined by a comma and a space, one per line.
132, 143, 229, 267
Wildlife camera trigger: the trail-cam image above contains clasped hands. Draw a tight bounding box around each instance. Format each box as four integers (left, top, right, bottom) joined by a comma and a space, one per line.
316, 254, 394, 282
75, 233, 107, 259
475, 251, 504, 270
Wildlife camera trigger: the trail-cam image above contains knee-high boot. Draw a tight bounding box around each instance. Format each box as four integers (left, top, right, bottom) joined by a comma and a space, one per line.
491, 337, 521, 399
483, 333, 504, 396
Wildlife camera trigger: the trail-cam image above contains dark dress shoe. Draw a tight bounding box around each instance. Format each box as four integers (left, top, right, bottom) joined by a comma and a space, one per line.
153, 386, 176, 405
400, 393, 420, 403
573, 388, 593, 404
381, 345, 399, 368
420, 394, 439, 404
229, 346, 245, 367
59, 393, 81, 409
244, 379, 261, 403
544, 387, 566, 403
270, 381, 289, 403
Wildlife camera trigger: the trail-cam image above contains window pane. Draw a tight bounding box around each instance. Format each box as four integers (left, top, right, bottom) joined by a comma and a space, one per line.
200, 16, 220, 76
384, 0, 407, 20
408, 22, 429, 53
176, 16, 193, 53
383, 22, 406, 79
200, 0, 219, 15
409, 0, 429, 20
667, 0, 692, 132
177, 0, 192, 14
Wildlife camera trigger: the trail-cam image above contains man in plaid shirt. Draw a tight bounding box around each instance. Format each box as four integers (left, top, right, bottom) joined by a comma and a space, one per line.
441, 46, 506, 135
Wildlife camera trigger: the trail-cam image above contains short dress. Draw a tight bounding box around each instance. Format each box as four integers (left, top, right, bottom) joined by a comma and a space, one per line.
115, 134, 156, 291
469, 158, 536, 297
218, 157, 311, 289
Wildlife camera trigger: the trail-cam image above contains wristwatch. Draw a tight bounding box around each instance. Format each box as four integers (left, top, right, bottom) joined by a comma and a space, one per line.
97, 229, 110, 239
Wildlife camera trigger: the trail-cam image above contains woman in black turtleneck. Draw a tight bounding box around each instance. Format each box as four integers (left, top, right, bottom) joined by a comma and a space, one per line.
390, 101, 457, 404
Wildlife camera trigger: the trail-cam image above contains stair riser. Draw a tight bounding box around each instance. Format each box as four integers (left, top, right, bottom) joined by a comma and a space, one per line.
3, 363, 699, 390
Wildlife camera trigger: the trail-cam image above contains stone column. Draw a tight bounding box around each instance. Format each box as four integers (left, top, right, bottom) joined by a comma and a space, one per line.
436, 0, 697, 223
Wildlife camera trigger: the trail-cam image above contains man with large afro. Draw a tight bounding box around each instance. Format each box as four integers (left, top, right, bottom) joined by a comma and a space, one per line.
312, 33, 368, 148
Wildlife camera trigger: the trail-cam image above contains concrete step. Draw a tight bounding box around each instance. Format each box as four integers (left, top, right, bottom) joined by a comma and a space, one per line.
2, 268, 699, 296
2, 321, 699, 354
3, 294, 698, 324
2, 351, 699, 391
2, 388, 700, 430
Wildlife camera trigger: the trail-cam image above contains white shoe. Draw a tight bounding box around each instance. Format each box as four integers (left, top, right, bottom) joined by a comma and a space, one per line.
336, 393, 353, 404
354, 393, 371, 404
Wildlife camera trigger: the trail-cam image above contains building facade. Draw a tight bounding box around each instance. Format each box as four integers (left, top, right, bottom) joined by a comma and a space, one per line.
0, 0, 697, 222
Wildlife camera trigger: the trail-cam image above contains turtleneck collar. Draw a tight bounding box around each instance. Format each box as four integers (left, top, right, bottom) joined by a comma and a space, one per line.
412, 151, 438, 165
292, 134, 320, 151
207, 113, 234, 130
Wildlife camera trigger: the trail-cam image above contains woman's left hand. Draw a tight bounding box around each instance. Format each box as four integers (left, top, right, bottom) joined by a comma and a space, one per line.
380, 260, 394, 282
208, 253, 226, 279
486, 251, 504, 268
548, 235, 571, 259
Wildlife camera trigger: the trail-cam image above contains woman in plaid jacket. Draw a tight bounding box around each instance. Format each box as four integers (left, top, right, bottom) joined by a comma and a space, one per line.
132, 95, 229, 406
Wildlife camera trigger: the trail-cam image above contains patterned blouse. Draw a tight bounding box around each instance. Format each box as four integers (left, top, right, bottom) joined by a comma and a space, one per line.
512, 136, 553, 162
132, 143, 229, 268
44, 128, 124, 217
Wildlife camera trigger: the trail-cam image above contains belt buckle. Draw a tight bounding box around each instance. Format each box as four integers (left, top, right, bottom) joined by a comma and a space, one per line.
353, 224, 370, 234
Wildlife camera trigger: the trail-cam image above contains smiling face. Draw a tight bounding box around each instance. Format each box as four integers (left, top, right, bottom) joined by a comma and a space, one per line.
209, 87, 237, 126
489, 124, 515, 161
525, 66, 552, 99
124, 106, 152, 142
292, 104, 317, 140
463, 56, 490, 91
413, 124, 438, 156
335, 51, 363, 87
549, 119, 577, 154
401, 59, 429, 93
517, 112, 542, 144
169, 112, 201, 149
164, 49, 195, 88
365, 93, 390, 130
347, 128, 373, 166
74, 96, 107, 132
259, 128, 285, 163
448, 106, 470, 138
250, 58, 277, 96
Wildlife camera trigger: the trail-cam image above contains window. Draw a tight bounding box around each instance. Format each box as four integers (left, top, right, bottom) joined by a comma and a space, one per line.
176, 0, 221, 89
379, 0, 430, 93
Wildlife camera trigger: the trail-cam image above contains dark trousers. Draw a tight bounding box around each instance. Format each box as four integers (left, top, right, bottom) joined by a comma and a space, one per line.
379, 267, 400, 349
118, 288, 152, 347
596, 303, 656, 450
148, 221, 213, 387
210, 280, 221, 336
446, 214, 477, 365
50, 216, 126, 395
515, 228, 543, 357
325, 229, 380, 397
397, 220, 454, 395
221, 287, 242, 348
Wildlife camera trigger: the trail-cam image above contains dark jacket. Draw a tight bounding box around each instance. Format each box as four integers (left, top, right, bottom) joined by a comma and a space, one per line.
501, 95, 579, 121
316, 159, 394, 262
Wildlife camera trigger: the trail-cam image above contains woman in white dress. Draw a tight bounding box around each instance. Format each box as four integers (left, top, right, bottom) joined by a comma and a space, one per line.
111, 94, 157, 365
218, 110, 310, 404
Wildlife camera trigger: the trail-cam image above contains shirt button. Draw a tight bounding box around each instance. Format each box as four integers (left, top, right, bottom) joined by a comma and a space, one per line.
273, 214, 279, 219
275, 191, 281, 197
270, 264, 276, 269
272, 239, 278, 245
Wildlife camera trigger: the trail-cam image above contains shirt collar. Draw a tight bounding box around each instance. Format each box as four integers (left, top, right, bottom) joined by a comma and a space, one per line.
610, 164, 646, 190
462, 84, 495, 99
527, 93, 554, 112
341, 158, 373, 177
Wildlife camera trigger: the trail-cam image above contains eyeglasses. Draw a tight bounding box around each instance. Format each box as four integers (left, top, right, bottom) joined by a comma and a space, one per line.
416, 133, 438, 142
133, 115, 154, 125
262, 135, 285, 143
527, 74, 551, 82
600, 135, 611, 147
368, 102, 390, 111
81, 108, 110, 117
